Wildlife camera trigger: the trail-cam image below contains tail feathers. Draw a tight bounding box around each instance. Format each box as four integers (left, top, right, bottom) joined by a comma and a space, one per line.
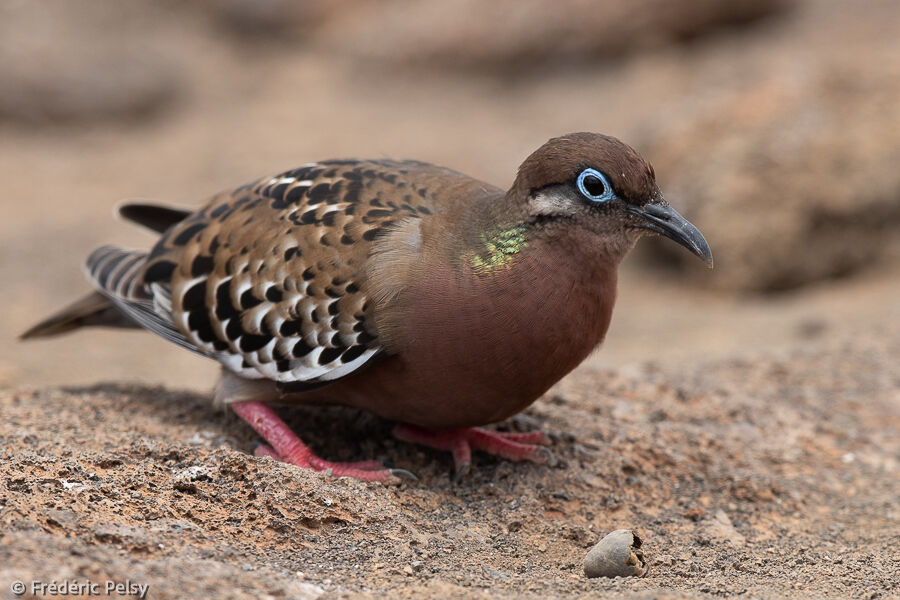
118, 202, 191, 233
86, 246, 150, 298
83, 245, 200, 355
19, 291, 138, 340
24, 243, 200, 354
23, 245, 150, 340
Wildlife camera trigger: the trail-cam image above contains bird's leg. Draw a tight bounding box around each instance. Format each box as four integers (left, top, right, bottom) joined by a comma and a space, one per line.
250, 442, 281, 459
250, 442, 384, 470
393, 424, 555, 480
231, 401, 414, 483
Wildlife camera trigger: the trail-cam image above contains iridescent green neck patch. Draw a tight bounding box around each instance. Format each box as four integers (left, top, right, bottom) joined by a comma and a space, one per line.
464, 224, 529, 274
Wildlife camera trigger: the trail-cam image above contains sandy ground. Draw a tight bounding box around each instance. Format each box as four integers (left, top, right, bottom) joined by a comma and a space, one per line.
1, 1, 899, 598
2, 306, 898, 599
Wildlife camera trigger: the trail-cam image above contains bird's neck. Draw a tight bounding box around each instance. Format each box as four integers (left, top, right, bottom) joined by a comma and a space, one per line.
416, 216, 621, 413
458, 222, 530, 275
457, 200, 634, 281
463, 218, 623, 345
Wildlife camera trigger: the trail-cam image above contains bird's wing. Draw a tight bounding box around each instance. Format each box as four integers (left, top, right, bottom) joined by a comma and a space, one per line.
122, 159, 447, 385
84, 245, 206, 354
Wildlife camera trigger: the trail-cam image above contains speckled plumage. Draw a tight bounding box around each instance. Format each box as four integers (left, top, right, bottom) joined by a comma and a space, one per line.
24, 133, 712, 482
87, 159, 466, 387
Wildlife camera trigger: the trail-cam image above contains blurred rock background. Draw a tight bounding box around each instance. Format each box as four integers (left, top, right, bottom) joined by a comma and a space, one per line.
1, 0, 898, 390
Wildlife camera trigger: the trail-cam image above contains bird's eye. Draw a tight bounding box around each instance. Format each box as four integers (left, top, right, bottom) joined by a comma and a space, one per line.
576, 168, 616, 203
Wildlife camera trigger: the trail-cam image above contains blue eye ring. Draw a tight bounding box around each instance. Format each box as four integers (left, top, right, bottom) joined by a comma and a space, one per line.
576, 168, 616, 203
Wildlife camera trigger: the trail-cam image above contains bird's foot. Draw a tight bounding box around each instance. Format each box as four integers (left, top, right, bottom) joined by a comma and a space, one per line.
232, 401, 415, 484
393, 424, 555, 481
251, 443, 386, 470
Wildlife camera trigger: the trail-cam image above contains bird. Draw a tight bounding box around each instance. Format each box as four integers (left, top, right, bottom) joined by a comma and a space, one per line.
21, 132, 712, 483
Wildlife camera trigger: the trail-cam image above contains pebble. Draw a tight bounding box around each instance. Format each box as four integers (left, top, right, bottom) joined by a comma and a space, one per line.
173, 465, 211, 492
584, 530, 649, 578
706, 510, 747, 547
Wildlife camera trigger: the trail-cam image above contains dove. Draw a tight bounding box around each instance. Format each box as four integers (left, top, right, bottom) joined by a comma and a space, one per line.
22, 133, 712, 482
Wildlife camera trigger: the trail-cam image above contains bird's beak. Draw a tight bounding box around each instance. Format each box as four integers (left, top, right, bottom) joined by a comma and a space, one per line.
627, 201, 713, 268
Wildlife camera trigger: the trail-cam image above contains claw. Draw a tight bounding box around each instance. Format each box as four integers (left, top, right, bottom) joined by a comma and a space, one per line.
452, 461, 470, 483
233, 401, 405, 484
389, 468, 418, 481
393, 423, 557, 480
530, 446, 558, 467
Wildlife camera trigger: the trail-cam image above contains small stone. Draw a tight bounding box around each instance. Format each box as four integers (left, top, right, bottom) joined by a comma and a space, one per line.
481, 566, 511, 580
706, 510, 747, 547
173, 465, 211, 492
584, 529, 649, 579
684, 507, 706, 521
655, 554, 675, 566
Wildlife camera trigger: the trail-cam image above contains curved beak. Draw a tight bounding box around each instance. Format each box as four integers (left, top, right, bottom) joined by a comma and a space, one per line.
627, 202, 713, 268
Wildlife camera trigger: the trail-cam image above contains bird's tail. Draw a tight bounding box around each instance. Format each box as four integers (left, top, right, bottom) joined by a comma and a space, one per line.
20, 201, 192, 341
19, 291, 139, 340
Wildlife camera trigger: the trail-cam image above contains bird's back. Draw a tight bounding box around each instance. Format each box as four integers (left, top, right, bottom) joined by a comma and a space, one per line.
82, 159, 500, 388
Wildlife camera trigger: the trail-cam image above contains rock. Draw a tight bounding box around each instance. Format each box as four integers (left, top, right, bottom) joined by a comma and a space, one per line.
172, 465, 211, 492
640, 1, 900, 291
0, 2, 181, 126
91, 522, 150, 547
313, 0, 788, 72
481, 565, 512, 580
705, 510, 747, 547
197, 0, 332, 39
584, 529, 649, 578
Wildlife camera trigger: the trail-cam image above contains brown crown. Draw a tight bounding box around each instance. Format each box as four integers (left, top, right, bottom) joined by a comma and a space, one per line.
511, 132, 659, 205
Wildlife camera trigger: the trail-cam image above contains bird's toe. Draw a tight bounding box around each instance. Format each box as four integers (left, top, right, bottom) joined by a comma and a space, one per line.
451, 461, 471, 483
388, 468, 418, 482
251, 442, 282, 460
529, 446, 558, 467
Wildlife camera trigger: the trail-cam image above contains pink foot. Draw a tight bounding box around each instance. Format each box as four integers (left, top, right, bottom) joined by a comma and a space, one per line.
252, 442, 281, 460
232, 401, 415, 484
393, 424, 555, 480
253, 443, 385, 470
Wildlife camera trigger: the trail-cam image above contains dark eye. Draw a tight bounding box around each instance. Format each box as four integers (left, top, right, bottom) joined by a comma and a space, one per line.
576, 168, 616, 203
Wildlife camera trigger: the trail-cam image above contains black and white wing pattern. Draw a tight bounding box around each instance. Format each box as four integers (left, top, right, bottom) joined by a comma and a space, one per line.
87, 160, 439, 386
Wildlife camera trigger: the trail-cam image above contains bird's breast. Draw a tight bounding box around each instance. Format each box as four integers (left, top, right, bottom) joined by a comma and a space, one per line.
337, 240, 619, 427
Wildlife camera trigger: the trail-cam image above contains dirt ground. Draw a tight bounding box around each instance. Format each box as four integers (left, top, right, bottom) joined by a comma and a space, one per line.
1, 1, 899, 599
2, 294, 898, 599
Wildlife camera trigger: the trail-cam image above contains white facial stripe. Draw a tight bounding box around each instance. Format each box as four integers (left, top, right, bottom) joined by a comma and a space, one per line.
529, 190, 577, 217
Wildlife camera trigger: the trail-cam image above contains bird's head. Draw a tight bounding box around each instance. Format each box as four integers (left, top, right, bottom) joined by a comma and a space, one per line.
511, 132, 713, 267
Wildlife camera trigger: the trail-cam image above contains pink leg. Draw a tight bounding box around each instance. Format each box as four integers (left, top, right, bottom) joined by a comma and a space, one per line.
232, 401, 415, 483
487, 430, 551, 445
329, 459, 388, 470
452, 438, 472, 478
253, 444, 384, 471
252, 443, 282, 460
393, 424, 555, 480
254, 443, 385, 471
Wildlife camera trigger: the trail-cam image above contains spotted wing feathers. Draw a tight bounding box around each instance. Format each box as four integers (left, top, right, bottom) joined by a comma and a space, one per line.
90, 160, 440, 385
